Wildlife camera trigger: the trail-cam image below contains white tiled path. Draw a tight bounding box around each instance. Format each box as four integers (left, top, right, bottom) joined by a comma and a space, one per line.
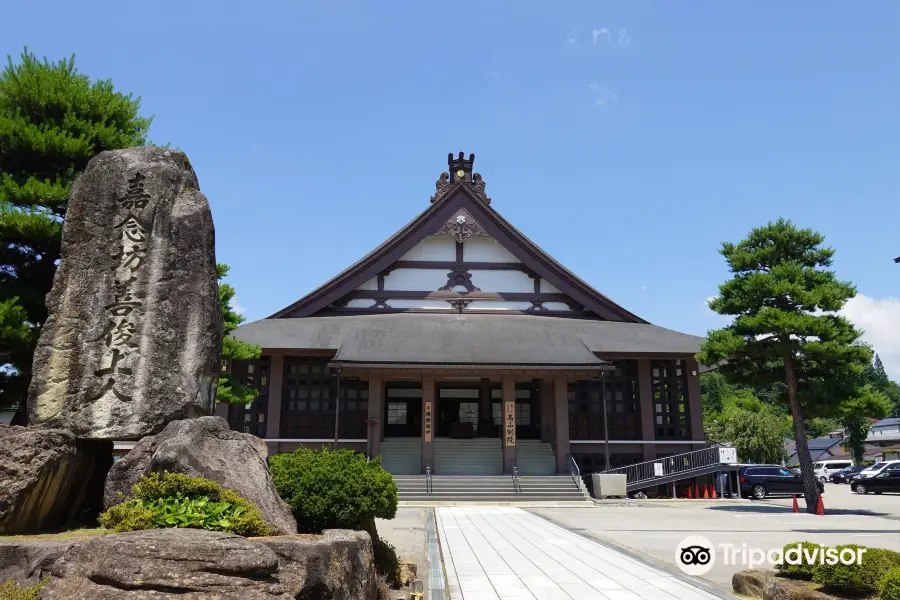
436, 507, 724, 600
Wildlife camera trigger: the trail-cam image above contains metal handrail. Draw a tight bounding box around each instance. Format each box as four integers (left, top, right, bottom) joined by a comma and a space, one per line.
425, 466, 433, 496
568, 454, 585, 494
512, 465, 521, 495
602, 446, 721, 486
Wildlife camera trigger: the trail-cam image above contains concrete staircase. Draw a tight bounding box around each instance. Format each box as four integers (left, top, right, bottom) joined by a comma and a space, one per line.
434, 438, 502, 475
394, 475, 591, 504
379, 438, 422, 475
516, 440, 556, 476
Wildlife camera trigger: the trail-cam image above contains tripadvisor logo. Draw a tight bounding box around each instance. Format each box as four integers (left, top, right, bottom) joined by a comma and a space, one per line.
676, 538, 866, 576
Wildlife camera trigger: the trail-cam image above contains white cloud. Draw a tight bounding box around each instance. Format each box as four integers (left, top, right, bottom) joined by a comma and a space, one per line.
592, 28, 610, 44
840, 294, 900, 380
232, 300, 246, 316
565, 28, 578, 45
640, 285, 648, 292
589, 83, 617, 106
592, 27, 630, 46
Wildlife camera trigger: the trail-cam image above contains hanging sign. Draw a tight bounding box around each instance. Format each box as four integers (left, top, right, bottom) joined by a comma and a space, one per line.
504, 401, 516, 447
424, 401, 433, 443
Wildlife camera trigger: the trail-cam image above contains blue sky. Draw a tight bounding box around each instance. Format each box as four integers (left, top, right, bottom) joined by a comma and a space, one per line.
7, 1, 900, 373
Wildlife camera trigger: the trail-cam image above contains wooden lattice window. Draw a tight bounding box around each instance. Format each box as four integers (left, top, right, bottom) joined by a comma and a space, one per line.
652, 359, 691, 439
226, 357, 270, 437
278, 357, 368, 439
568, 361, 641, 440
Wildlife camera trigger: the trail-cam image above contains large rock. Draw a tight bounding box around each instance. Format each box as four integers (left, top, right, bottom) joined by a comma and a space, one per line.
28, 146, 222, 440
104, 416, 296, 535
0, 426, 112, 534
763, 577, 835, 600
0, 539, 74, 585
733, 569, 776, 598
261, 530, 376, 599
40, 528, 291, 599
33, 528, 376, 599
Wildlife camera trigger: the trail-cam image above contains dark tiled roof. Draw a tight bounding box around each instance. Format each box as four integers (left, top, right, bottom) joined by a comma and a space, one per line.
874, 418, 900, 426
234, 313, 704, 366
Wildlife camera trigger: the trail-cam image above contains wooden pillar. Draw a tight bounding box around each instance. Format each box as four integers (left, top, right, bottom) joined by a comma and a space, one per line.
367, 374, 383, 458
502, 376, 517, 474
265, 355, 284, 440
422, 375, 435, 473
638, 359, 656, 461
553, 378, 569, 474
686, 358, 703, 442
540, 379, 554, 442
478, 377, 492, 437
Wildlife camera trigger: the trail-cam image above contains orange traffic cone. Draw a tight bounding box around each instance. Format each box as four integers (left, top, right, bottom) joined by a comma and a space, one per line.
711, 485, 718, 499
686, 486, 693, 499
703, 484, 710, 499
815, 496, 825, 516
792, 495, 800, 513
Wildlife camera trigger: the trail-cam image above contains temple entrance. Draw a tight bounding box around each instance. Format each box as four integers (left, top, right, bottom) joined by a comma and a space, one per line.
436, 386, 482, 438
383, 383, 423, 437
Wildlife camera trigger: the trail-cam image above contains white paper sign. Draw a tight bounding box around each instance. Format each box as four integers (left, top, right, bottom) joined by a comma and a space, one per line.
653, 462, 664, 477
718, 447, 738, 465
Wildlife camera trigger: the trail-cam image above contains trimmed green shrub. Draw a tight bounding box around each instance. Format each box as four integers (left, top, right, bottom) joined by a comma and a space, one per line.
813, 546, 900, 594
98, 472, 270, 537
0, 580, 46, 600
270, 448, 398, 533
776, 541, 821, 580
880, 567, 900, 600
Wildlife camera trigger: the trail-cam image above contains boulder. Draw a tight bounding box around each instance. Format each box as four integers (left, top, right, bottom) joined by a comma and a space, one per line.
29, 528, 377, 599
40, 528, 291, 599
0, 539, 74, 585
733, 569, 776, 598
28, 146, 222, 440
763, 577, 835, 600
104, 416, 296, 535
260, 530, 377, 599
0, 426, 112, 534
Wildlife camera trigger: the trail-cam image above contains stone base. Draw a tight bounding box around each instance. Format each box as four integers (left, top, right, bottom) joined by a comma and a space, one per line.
1, 528, 376, 599
733, 569, 839, 600
0, 426, 113, 534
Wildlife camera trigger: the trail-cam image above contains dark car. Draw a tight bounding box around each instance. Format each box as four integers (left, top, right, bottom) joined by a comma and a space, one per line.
830, 465, 866, 484
851, 467, 900, 495
739, 465, 825, 499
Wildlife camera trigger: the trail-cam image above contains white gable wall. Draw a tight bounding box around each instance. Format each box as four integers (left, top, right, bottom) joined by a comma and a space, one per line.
399, 236, 455, 261
463, 236, 520, 262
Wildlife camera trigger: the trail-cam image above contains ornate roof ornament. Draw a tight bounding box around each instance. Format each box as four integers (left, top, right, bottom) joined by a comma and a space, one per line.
429, 172, 452, 204
432, 213, 489, 243
429, 152, 491, 204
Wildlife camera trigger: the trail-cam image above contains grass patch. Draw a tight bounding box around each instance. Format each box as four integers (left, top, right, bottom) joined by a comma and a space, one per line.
0, 528, 107, 542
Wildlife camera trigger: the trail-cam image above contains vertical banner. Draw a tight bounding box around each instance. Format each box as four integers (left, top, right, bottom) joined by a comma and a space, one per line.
504, 401, 516, 447
424, 400, 433, 443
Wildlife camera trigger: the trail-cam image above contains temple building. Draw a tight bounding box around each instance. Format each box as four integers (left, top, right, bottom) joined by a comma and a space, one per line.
224, 153, 706, 477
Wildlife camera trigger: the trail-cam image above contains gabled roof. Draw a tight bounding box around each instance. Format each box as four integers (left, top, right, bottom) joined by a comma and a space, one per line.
270, 177, 646, 323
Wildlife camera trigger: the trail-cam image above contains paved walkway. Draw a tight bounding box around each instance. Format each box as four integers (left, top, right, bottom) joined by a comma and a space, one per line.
435, 507, 724, 600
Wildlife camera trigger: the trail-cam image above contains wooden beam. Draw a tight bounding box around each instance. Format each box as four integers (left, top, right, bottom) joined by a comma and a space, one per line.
391, 260, 526, 271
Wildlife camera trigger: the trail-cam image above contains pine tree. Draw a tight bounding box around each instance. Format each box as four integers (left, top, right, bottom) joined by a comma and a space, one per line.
698, 219, 885, 512
0, 49, 151, 413
217, 264, 262, 404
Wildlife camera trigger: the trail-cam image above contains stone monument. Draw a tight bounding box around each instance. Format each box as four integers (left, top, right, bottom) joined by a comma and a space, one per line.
27, 147, 222, 440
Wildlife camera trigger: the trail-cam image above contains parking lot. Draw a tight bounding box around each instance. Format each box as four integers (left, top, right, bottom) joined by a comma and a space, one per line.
531, 482, 900, 591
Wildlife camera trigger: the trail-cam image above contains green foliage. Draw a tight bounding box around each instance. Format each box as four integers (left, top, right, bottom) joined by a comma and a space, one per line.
374, 538, 401, 588
0, 580, 46, 600
813, 547, 900, 594
880, 567, 900, 600
702, 372, 789, 464
98, 472, 270, 537
216, 263, 262, 405
776, 541, 821, 580
270, 448, 398, 533
699, 219, 876, 509
0, 48, 151, 412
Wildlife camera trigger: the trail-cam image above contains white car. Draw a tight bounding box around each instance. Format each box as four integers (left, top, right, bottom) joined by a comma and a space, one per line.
813, 460, 853, 483
858, 460, 900, 479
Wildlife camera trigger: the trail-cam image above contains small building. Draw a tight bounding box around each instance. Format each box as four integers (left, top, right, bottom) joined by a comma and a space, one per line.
785, 435, 845, 465
226, 153, 706, 476
866, 418, 900, 446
